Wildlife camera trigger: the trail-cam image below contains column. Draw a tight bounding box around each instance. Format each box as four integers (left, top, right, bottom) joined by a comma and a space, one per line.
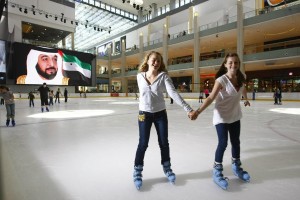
139, 32, 144, 63
170, 0, 176, 10
193, 12, 200, 93
237, 0, 245, 74
108, 45, 112, 93
138, 9, 143, 24
188, 7, 193, 34
151, 3, 157, 18
163, 16, 169, 70
71, 32, 74, 50
147, 24, 151, 46
121, 39, 127, 93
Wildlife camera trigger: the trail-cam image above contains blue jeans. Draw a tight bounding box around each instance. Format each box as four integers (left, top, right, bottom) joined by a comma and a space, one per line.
215, 120, 241, 163
5, 103, 15, 119
134, 109, 170, 166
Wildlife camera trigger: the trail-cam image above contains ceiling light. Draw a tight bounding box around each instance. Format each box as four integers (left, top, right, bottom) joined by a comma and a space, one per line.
133, 3, 136, 8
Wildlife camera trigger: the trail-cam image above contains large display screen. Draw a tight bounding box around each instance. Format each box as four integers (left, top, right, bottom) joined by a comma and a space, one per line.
0, 40, 6, 84
13, 42, 95, 86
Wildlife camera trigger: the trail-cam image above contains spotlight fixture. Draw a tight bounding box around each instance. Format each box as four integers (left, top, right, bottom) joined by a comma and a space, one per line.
71, 20, 73, 24
24, 9, 27, 14
19, 7, 22, 12
133, 3, 136, 8
75, 21, 78, 25
140, 7, 143, 11
64, 19, 66, 23
94, 27, 96, 30
33, 10, 36, 15
45, 14, 48, 18
97, 28, 100, 31
122, 0, 125, 3
108, 30, 111, 34
136, 5, 139, 10
55, 16, 58, 20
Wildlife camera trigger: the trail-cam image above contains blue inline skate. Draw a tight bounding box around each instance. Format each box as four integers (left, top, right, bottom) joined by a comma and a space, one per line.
133, 165, 143, 190
213, 163, 229, 190
162, 161, 176, 184
232, 159, 250, 182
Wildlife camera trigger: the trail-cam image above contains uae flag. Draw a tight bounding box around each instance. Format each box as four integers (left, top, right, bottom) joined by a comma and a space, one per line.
58, 50, 92, 85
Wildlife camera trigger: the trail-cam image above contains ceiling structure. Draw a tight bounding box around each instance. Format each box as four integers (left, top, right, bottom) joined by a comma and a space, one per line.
22, 22, 71, 44
73, 1, 138, 51
19, 0, 300, 78
20, 0, 171, 51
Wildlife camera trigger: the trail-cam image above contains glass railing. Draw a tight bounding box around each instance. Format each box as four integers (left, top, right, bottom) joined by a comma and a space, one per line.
244, 39, 300, 55
143, 38, 163, 47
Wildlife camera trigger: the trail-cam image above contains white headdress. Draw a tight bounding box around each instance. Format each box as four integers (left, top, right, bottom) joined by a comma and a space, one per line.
25, 49, 64, 85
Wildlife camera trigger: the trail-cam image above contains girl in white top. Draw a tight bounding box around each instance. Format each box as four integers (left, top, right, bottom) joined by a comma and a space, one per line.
133, 51, 194, 190
192, 53, 251, 190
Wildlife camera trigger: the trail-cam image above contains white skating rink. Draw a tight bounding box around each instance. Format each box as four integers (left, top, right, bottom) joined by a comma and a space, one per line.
1, 97, 300, 200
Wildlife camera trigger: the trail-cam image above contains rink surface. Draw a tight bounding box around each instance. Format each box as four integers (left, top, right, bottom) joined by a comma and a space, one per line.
1, 97, 300, 200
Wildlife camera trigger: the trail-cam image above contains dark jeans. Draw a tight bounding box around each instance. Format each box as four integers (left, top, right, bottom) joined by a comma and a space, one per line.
29, 99, 34, 107
134, 109, 170, 166
5, 104, 15, 119
40, 97, 48, 106
215, 120, 241, 163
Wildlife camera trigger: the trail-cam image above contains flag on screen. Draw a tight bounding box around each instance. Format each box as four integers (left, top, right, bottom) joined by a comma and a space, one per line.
58, 50, 91, 83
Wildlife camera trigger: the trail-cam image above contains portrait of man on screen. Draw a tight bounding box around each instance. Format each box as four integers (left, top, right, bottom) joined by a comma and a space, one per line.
16, 49, 69, 85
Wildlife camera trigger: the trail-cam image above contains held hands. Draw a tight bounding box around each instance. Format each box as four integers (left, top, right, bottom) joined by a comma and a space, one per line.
244, 100, 250, 107
188, 110, 199, 120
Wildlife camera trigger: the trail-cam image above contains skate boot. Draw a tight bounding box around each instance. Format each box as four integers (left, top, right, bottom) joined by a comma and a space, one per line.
41, 107, 44, 112
133, 165, 143, 190
213, 163, 229, 190
162, 161, 176, 184
232, 159, 250, 182
12, 120, 15, 127
6, 119, 10, 127
46, 107, 49, 112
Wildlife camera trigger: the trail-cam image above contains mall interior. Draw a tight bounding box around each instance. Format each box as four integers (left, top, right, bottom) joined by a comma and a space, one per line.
0, 0, 300, 200
0, 0, 299, 99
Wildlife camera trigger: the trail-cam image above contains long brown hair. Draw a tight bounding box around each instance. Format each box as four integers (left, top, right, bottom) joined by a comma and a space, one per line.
138, 51, 167, 73
215, 52, 245, 87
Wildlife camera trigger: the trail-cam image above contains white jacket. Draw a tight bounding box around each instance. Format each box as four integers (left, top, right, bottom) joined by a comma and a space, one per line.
137, 71, 192, 113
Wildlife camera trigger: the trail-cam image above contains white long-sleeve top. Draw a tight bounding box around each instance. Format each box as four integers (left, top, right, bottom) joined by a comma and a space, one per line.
213, 74, 244, 125
137, 72, 192, 113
